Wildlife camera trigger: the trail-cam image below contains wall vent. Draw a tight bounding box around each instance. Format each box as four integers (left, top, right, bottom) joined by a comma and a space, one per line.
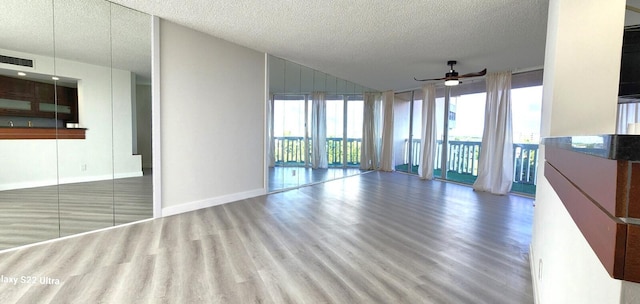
0, 55, 33, 68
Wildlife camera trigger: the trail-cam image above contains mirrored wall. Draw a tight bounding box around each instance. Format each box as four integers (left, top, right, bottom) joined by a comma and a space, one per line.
0, 0, 152, 250
268, 55, 375, 192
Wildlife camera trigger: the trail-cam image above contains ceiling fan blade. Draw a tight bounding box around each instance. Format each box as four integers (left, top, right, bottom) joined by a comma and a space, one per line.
458, 68, 487, 78
414, 76, 446, 82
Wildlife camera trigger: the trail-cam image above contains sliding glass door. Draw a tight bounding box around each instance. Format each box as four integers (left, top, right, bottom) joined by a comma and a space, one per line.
443, 89, 486, 184
346, 97, 363, 167
393, 91, 422, 174
272, 95, 307, 190
326, 96, 344, 168
269, 93, 365, 192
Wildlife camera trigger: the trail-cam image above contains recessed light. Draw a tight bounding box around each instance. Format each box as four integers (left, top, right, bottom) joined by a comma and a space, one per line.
17, 72, 26, 76
52, 76, 59, 80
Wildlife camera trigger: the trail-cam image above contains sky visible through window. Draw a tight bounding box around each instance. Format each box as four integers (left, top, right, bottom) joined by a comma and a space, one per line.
448, 86, 542, 143
274, 86, 542, 144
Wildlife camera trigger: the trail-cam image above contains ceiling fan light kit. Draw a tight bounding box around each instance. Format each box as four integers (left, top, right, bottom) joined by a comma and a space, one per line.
415, 60, 487, 87
444, 79, 460, 86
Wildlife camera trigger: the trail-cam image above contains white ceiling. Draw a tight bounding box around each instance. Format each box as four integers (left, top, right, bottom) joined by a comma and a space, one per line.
4, 1, 639, 92
109, 0, 550, 92
0, 0, 151, 84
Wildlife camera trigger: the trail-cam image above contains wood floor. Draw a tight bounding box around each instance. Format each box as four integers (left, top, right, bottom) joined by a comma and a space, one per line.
0, 172, 534, 303
0, 174, 153, 250
269, 167, 364, 192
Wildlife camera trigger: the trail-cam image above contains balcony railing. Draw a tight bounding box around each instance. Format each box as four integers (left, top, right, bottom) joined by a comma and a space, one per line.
404, 139, 539, 186
274, 136, 539, 192
273, 137, 362, 167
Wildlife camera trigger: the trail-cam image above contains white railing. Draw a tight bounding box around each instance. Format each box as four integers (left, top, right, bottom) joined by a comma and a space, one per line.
403, 139, 539, 185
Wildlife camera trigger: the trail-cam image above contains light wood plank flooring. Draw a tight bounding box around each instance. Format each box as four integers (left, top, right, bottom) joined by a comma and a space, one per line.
269, 167, 364, 192
0, 174, 153, 250
0, 172, 534, 303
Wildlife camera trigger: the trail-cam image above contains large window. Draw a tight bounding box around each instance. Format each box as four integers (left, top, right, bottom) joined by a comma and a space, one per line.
346, 98, 363, 166
326, 97, 344, 167
392, 92, 422, 174
395, 82, 542, 196
443, 91, 486, 183
273, 96, 307, 167
270, 94, 364, 191
511, 86, 543, 194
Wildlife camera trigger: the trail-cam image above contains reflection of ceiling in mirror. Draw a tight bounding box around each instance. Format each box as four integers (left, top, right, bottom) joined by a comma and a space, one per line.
0, 0, 151, 84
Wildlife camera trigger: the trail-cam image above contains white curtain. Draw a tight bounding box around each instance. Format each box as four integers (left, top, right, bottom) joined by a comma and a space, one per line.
311, 92, 328, 169
360, 92, 382, 170
380, 90, 395, 171
418, 84, 437, 180
267, 95, 275, 167
617, 102, 640, 134
473, 71, 513, 195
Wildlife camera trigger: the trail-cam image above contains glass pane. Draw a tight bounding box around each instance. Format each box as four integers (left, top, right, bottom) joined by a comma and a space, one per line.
39, 103, 71, 114
410, 99, 423, 174
446, 89, 485, 185
272, 96, 305, 190
0, 0, 59, 249
55, 0, 114, 237
111, 3, 153, 225
434, 97, 445, 178
393, 92, 411, 173
326, 97, 344, 167
511, 86, 542, 195
0, 99, 31, 111
346, 98, 363, 167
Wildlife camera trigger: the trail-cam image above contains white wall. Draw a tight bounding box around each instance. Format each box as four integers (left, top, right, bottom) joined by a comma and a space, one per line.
159, 20, 266, 215
530, 1, 640, 303
0, 48, 141, 190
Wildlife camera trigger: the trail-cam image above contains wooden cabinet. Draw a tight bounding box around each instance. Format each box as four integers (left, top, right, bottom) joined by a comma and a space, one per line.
0, 76, 34, 100
544, 136, 640, 283
0, 75, 78, 122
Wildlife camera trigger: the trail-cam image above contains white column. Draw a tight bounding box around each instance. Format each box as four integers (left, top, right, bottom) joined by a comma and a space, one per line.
531, 1, 631, 303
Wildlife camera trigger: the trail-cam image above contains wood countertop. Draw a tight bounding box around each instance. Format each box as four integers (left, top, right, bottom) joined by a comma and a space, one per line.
0, 127, 86, 139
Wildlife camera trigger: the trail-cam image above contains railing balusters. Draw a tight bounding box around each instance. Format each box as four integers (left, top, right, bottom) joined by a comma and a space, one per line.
274, 137, 363, 167
274, 136, 539, 188
427, 140, 536, 185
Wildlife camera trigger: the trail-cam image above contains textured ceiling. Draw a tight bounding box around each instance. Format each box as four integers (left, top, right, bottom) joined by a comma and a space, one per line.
0, 0, 151, 84
110, 0, 550, 91
6, 1, 638, 92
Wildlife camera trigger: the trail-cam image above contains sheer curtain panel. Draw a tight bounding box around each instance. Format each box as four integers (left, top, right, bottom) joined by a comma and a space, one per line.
419, 84, 437, 180
268, 96, 275, 167
311, 92, 328, 169
380, 90, 395, 171
360, 92, 381, 170
618, 102, 640, 134
473, 71, 514, 195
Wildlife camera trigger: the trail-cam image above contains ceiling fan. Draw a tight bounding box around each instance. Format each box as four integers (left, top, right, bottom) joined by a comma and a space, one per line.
414, 60, 487, 86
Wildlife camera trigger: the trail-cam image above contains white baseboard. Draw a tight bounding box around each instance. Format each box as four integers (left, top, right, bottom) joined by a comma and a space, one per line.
58, 174, 120, 185
114, 171, 144, 179
530, 244, 540, 304
0, 179, 58, 191
0, 171, 144, 191
161, 188, 267, 217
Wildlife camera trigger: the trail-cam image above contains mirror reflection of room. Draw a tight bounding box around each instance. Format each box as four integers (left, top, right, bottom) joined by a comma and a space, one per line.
0, 0, 152, 250
268, 55, 374, 192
